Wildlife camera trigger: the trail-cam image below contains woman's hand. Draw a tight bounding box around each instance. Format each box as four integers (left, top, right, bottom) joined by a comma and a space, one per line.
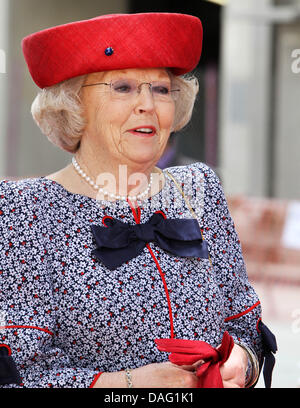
94, 361, 199, 388
132, 362, 200, 388
94, 344, 248, 388
219, 343, 248, 388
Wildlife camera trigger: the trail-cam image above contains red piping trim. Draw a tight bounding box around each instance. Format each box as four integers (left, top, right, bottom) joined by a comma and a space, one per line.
127, 199, 141, 224
102, 215, 113, 227
89, 372, 103, 388
155, 210, 167, 219
0, 343, 12, 356
256, 317, 262, 333
0, 325, 54, 336
137, 206, 141, 223
127, 199, 174, 339
146, 244, 174, 338
224, 301, 261, 322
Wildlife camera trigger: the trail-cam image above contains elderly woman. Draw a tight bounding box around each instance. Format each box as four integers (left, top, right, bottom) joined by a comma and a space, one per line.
0, 13, 275, 388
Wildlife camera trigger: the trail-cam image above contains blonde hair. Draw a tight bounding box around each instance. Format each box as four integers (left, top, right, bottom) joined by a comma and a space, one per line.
31, 71, 199, 153
170, 73, 199, 132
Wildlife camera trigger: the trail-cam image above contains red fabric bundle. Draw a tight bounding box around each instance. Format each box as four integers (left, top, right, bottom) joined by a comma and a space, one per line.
155, 331, 234, 388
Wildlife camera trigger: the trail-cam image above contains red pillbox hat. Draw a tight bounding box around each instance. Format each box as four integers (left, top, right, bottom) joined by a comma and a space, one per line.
22, 12, 203, 88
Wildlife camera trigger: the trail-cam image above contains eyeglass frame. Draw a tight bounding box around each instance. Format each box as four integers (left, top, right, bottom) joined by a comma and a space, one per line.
81, 79, 180, 101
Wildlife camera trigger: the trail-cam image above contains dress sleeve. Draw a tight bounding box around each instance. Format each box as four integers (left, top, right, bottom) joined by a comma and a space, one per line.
0, 180, 102, 388
198, 165, 263, 361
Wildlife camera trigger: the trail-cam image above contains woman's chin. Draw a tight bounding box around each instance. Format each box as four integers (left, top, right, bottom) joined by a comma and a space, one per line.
125, 150, 160, 165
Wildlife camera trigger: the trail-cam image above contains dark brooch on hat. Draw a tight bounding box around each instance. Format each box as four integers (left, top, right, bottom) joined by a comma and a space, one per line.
104, 47, 114, 56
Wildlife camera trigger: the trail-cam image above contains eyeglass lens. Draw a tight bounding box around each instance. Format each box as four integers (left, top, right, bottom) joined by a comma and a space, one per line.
110, 79, 179, 101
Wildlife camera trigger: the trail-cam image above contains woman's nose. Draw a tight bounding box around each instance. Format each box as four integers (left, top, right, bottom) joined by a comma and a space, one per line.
134, 84, 155, 113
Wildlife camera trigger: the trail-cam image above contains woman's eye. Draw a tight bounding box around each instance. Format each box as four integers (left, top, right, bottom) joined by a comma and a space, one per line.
113, 82, 132, 93
153, 86, 170, 95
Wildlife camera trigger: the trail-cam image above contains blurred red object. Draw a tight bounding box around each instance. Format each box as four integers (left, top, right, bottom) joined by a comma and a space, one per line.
228, 196, 300, 286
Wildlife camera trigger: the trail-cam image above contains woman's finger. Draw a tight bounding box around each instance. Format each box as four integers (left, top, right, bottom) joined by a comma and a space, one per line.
174, 359, 205, 371
222, 380, 242, 388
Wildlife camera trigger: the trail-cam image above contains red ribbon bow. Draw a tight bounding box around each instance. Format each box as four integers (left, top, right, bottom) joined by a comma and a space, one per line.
155, 331, 234, 388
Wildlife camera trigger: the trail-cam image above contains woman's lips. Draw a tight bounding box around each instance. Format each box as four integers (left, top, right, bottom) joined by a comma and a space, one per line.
127, 126, 157, 137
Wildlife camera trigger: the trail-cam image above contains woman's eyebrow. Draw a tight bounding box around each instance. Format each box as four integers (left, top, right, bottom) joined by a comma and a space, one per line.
110, 77, 171, 83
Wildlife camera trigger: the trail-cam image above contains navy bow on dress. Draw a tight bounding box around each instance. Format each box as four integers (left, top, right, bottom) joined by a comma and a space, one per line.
0, 345, 21, 385
91, 213, 209, 270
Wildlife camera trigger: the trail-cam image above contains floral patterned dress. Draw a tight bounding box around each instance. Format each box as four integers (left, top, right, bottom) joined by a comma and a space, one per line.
0, 162, 263, 387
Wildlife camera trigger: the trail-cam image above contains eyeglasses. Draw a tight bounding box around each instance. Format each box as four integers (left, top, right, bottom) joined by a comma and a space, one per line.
81, 78, 180, 102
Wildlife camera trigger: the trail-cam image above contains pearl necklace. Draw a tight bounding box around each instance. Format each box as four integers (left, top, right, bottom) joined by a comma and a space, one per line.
72, 156, 153, 201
